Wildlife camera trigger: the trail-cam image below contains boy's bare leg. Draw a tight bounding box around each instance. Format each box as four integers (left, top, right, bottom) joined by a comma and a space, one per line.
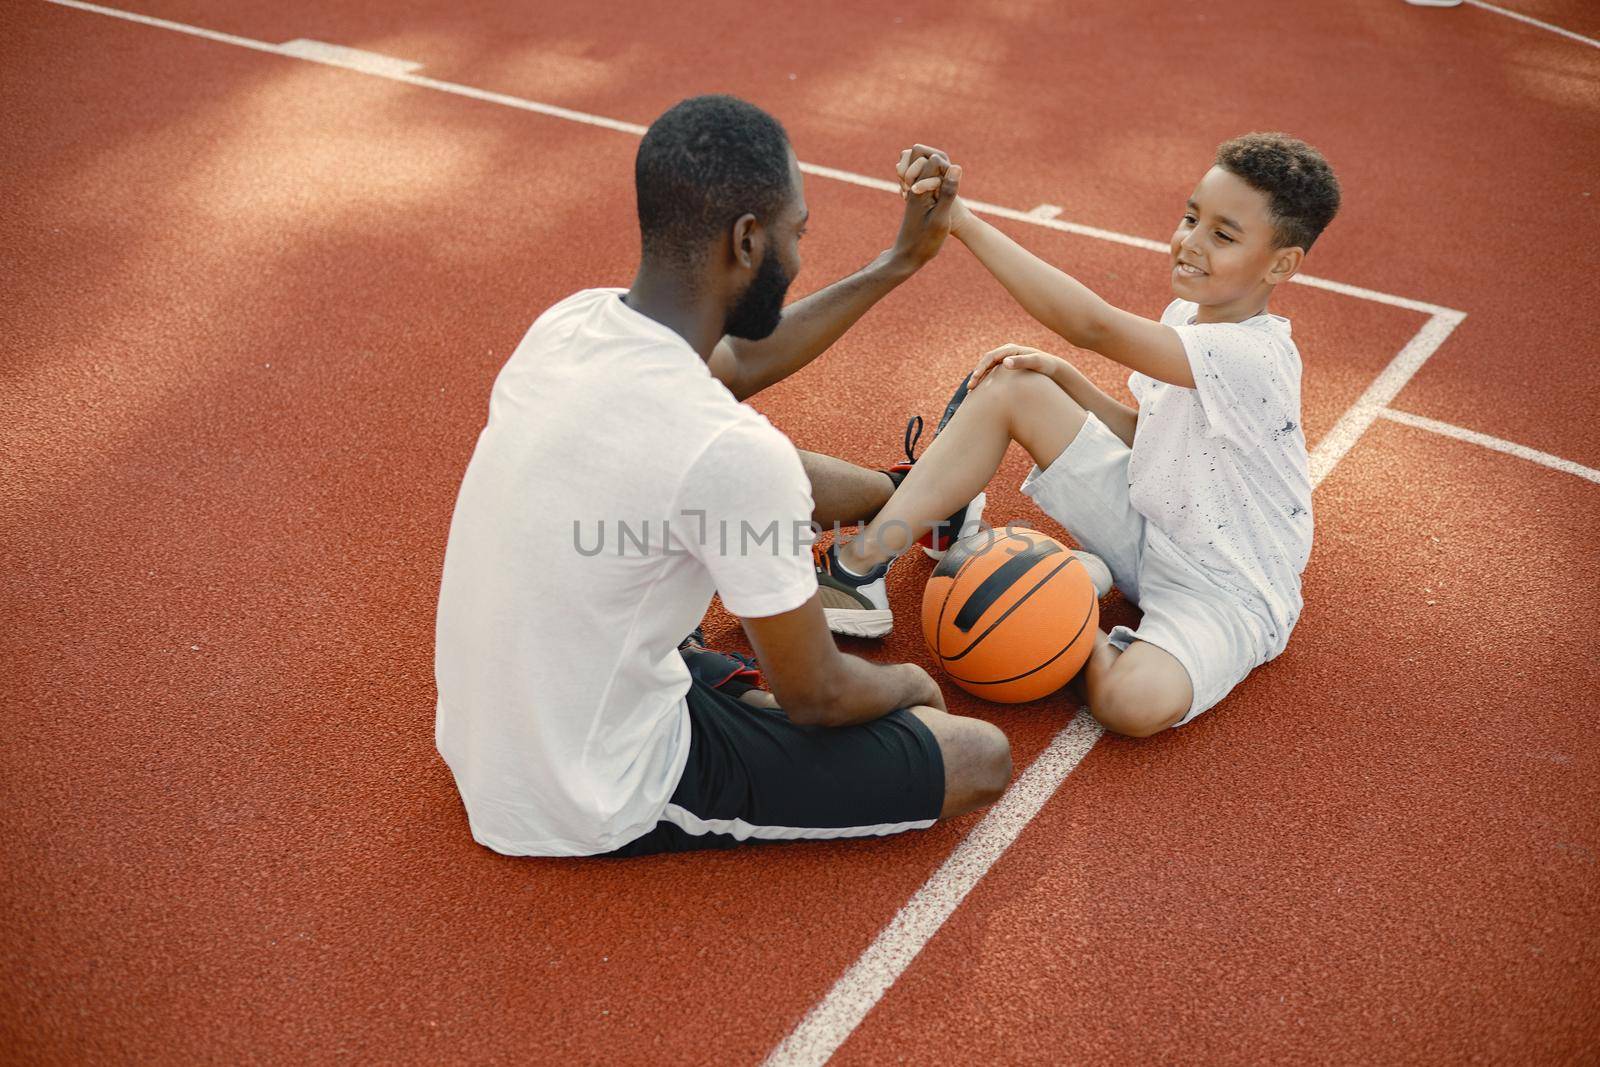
798, 450, 898, 527
837, 366, 1088, 572
1079, 632, 1192, 738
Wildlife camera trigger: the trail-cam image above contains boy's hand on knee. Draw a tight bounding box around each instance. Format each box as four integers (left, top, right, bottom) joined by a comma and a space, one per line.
968, 343, 1067, 390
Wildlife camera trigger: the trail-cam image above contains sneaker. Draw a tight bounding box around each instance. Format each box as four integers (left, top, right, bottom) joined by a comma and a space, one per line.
885, 377, 987, 560
813, 542, 893, 637
678, 628, 764, 693
1072, 550, 1114, 599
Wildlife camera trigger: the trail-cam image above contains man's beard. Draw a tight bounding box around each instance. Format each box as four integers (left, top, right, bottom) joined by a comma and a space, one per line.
722, 249, 793, 341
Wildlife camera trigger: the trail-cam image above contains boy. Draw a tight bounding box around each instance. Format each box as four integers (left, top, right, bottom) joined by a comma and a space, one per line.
816, 134, 1341, 737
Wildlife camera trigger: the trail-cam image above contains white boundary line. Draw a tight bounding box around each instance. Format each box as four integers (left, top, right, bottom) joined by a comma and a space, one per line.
1380, 408, 1600, 484
765, 712, 1104, 1067
35, 2, 1522, 1062
1464, 0, 1600, 50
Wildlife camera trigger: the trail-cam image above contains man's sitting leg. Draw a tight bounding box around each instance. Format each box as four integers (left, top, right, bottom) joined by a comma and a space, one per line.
905, 705, 1012, 817
603, 680, 1010, 857
798, 377, 982, 537
799, 450, 900, 527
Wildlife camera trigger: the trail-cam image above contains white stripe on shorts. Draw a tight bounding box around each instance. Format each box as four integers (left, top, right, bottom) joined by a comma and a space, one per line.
661, 803, 936, 842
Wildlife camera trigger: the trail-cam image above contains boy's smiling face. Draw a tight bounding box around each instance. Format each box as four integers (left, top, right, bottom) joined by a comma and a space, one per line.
1169, 165, 1303, 321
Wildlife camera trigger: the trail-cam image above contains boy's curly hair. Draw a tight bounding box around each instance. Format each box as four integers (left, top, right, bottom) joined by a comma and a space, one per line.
1216, 133, 1341, 251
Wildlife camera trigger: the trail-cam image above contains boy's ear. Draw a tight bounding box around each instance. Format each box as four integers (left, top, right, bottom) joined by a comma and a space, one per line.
1265, 245, 1304, 286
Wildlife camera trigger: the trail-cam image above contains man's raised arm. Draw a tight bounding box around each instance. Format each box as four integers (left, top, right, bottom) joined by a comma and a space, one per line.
710, 162, 963, 401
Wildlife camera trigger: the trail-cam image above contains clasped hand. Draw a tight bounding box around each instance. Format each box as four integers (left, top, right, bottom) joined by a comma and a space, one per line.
888, 144, 969, 267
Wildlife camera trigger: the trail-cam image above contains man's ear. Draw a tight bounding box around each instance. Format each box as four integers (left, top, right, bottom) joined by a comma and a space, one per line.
1265, 245, 1304, 286
731, 213, 761, 271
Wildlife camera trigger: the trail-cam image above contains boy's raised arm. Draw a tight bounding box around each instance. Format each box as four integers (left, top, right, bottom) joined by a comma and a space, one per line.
897, 145, 1194, 389
954, 212, 1195, 389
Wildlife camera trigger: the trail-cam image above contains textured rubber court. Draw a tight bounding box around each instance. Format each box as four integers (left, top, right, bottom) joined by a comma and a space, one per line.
4, 0, 1598, 1063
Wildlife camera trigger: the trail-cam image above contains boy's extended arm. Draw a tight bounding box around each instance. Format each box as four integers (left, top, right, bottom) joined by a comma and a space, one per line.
955, 212, 1196, 389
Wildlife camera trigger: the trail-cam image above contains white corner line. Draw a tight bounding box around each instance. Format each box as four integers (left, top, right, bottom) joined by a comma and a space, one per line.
763, 711, 1105, 1067
42, 0, 1462, 321
1463, 0, 1600, 50
1028, 203, 1064, 219
1379, 408, 1600, 484
1307, 309, 1466, 488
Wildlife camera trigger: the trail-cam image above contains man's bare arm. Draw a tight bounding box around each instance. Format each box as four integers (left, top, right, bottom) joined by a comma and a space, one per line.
708, 162, 964, 401
708, 252, 916, 401
739, 593, 945, 727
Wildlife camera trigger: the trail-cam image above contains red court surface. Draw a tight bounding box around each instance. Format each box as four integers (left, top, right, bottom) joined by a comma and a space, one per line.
3, 1, 1597, 1064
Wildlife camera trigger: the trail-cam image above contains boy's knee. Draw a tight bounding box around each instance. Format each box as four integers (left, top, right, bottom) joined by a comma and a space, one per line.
1092, 678, 1187, 738
985, 365, 1078, 408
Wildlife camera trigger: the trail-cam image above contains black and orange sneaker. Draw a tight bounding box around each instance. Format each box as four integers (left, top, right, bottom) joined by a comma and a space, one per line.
678, 628, 764, 698
885, 377, 987, 560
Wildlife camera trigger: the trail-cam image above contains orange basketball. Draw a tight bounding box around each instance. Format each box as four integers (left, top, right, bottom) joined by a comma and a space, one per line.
921, 527, 1099, 703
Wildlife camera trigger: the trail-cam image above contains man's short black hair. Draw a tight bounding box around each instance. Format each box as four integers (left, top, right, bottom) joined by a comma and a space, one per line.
1215, 133, 1341, 251
635, 95, 794, 268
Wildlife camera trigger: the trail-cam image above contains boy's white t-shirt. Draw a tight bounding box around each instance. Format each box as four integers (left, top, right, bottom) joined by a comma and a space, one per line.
1125, 299, 1313, 646
434, 288, 817, 858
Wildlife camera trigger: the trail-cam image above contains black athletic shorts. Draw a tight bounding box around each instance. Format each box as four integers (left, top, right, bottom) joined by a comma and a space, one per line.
603, 679, 946, 857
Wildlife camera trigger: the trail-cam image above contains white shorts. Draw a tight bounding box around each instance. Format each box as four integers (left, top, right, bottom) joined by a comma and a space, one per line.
1020, 414, 1274, 725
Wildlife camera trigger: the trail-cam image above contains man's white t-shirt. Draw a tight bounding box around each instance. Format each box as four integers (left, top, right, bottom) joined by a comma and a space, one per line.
1126, 299, 1313, 648
434, 288, 818, 858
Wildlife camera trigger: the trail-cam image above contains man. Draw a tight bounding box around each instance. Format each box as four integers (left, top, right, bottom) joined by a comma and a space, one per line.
435, 95, 1010, 857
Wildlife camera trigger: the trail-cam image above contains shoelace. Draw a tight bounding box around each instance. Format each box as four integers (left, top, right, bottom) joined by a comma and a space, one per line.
902, 414, 925, 465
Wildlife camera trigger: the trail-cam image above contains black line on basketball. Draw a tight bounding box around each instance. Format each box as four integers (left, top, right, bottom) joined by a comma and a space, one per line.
943, 555, 1080, 663
945, 592, 1097, 687
930, 531, 984, 579
951, 541, 1062, 632
934, 532, 1015, 651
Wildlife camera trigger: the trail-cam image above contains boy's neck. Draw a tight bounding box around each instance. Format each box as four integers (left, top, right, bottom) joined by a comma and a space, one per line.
1193, 287, 1273, 325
